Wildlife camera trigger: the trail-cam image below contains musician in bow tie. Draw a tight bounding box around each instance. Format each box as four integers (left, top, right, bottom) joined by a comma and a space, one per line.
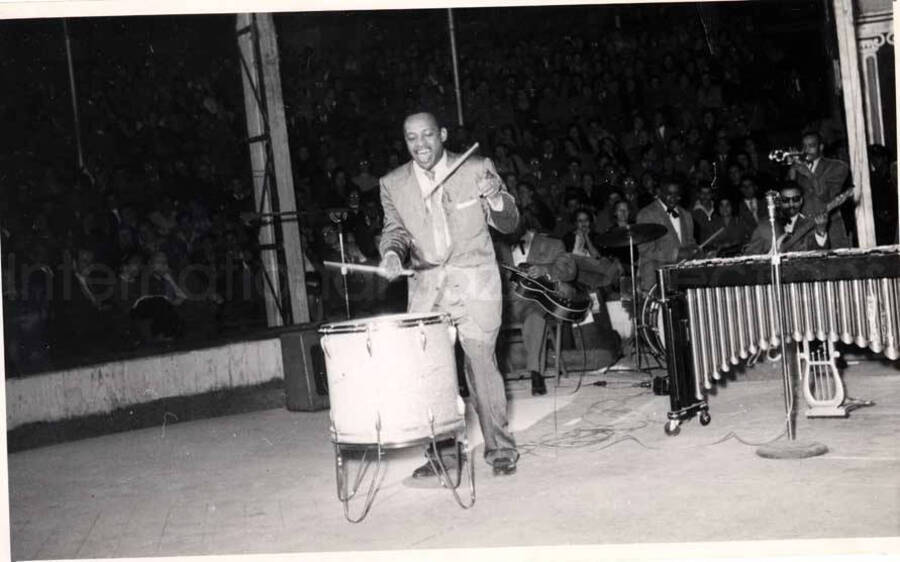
635, 179, 699, 293
744, 185, 829, 254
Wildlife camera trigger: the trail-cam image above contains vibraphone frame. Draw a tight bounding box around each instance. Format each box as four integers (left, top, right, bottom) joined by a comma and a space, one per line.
657, 246, 900, 435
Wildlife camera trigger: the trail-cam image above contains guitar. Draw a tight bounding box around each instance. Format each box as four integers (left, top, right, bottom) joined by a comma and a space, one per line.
778, 189, 854, 252
500, 264, 591, 322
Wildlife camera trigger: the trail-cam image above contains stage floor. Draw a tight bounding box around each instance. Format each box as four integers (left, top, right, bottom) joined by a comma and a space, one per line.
8, 358, 900, 560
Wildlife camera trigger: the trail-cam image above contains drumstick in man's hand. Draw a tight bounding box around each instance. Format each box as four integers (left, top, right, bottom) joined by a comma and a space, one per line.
422, 142, 479, 200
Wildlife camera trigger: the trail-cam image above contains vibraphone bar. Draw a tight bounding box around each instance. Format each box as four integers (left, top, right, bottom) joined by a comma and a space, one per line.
657, 246, 900, 434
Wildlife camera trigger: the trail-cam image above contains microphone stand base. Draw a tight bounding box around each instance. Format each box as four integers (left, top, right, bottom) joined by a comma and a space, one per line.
756, 440, 828, 460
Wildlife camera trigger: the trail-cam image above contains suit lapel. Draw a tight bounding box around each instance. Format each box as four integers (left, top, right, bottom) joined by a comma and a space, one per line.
655, 203, 677, 242
439, 151, 461, 203
397, 162, 433, 251
814, 159, 826, 180
525, 234, 543, 264
401, 162, 426, 215
677, 209, 690, 241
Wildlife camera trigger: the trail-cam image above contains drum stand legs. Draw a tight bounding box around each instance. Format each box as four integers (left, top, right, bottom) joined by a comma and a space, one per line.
333, 440, 386, 524
332, 427, 474, 523
425, 429, 476, 510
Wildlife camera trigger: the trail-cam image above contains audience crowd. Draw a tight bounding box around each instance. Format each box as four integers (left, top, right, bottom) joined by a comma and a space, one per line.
2, 5, 897, 375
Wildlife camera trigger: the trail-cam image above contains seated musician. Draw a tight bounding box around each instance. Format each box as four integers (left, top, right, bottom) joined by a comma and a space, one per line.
499, 207, 577, 395
743, 184, 829, 254
635, 178, 699, 293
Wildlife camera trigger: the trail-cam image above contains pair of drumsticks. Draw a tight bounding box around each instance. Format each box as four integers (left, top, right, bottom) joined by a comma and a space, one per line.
324, 143, 481, 279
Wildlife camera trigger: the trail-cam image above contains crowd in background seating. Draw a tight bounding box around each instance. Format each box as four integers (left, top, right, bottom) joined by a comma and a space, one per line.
2, 5, 897, 375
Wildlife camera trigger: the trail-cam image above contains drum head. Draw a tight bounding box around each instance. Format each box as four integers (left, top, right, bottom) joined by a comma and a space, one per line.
319, 311, 450, 334
640, 284, 666, 361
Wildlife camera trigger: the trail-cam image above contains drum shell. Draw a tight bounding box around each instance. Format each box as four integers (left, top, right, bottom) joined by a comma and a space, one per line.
321, 314, 464, 446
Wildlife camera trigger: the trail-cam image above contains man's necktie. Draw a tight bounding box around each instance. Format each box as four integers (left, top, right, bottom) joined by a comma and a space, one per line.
666, 206, 680, 219
424, 169, 449, 258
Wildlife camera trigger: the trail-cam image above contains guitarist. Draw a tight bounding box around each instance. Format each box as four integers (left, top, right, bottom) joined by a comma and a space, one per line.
498, 212, 578, 396
744, 184, 830, 254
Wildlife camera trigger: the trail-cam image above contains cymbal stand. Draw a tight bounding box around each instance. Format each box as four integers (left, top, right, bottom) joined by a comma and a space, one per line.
602, 225, 658, 376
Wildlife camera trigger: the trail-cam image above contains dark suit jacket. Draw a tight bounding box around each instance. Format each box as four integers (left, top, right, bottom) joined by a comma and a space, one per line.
737, 198, 767, 227
744, 214, 828, 254
379, 153, 519, 333
691, 205, 716, 245
796, 157, 851, 248
635, 199, 696, 292
496, 232, 576, 294
707, 216, 752, 255
797, 157, 849, 202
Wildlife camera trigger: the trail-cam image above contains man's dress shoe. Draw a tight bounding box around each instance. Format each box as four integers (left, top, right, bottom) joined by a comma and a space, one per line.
492, 457, 517, 476
531, 371, 547, 396
412, 458, 458, 479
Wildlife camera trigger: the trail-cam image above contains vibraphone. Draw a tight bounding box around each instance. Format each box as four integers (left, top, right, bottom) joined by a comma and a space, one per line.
657, 246, 900, 435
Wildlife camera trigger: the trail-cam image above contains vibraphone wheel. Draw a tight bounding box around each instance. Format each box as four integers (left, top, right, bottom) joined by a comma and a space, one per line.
664, 420, 681, 436
699, 411, 711, 426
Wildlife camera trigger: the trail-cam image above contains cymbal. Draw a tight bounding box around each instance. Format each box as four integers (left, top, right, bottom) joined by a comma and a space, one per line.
596, 223, 668, 248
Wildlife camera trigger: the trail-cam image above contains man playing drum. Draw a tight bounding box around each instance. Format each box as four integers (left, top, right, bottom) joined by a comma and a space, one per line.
379, 112, 521, 477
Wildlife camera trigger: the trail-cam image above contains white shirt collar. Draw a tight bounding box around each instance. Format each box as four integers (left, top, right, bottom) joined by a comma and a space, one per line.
413, 152, 449, 198
785, 213, 807, 233
658, 199, 683, 241
511, 230, 535, 266
810, 157, 822, 173
693, 200, 714, 218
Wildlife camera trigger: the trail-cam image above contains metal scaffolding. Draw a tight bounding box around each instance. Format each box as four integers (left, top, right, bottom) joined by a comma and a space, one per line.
235, 13, 310, 327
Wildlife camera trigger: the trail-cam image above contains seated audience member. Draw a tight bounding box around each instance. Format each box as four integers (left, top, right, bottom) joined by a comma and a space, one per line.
706, 198, 751, 256
53, 245, 113, 356
552, 190, 584, 238
131, 251, 188, 343
564, 208, 623, 293
593, 190, 623, 234
563, 208, 603, 259
601, 200, 639, 275
691, 184, 717, 244
737, 175, 766, 227
351, 158, 380, 200
113, 253, 145, 348
15, 243, 54, 368
345, 188, 381, 261
744, 185, 830, 254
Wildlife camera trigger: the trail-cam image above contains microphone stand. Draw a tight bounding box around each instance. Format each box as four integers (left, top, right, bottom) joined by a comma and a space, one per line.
756, 191, 827, 459
330, 212, 352, 320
